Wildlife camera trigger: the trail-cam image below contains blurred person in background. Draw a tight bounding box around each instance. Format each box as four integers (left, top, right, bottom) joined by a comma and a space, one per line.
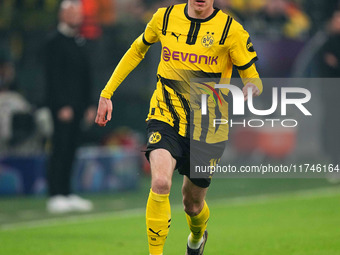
0, 49, 36, 155
318, 9, 340, 183
249, 0, 310, 39
304, 0, 340, 34
43, 0, 96, 213
319, 9, 340, 78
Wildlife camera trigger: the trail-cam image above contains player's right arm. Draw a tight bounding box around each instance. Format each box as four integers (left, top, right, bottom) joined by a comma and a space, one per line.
95, 9, 163, 126
95, 34, 151, 126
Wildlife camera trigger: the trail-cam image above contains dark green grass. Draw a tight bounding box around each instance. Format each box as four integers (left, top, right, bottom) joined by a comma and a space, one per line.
1, 187, 340, 255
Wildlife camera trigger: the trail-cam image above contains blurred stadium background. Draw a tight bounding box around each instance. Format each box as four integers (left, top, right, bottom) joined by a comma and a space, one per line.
1, 0, 340, 254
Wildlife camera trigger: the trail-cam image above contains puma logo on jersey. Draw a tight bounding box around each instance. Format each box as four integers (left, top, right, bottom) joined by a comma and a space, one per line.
171, 32, 181, 42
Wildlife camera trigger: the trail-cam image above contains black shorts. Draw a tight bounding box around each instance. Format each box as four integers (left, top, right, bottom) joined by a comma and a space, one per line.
145, 119, 226, 188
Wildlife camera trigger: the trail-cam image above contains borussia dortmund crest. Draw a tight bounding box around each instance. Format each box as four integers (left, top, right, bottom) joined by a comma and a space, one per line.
149, 132, 162, 144
201, 32, 214, 48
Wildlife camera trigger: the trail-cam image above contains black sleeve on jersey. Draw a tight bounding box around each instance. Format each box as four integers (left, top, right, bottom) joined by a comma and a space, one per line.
234, 56, 258, 70
142, 34, 154, 46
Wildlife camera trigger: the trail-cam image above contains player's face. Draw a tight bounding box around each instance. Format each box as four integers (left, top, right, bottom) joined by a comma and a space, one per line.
188, 0, 214, 17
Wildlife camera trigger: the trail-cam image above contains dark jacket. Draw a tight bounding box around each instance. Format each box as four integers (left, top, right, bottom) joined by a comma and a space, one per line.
43, 30, 92, 115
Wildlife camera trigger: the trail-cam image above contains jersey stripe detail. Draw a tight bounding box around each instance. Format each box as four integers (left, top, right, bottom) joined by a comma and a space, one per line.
158, 76, 185, 92
157, 100, 164, 116
186, 21, 201, 45
156, 76, 165, 117
234, 56, 258, 70
160, 73, 221, 91
162, 5, 174, 35
219, 16, 233, 45
159, 75, 187, 135
214, 96, 222, 133
189, 70, 222, 79
174, 91, 191, 138
142, 34, 153, 45
162, 83, 180, 133
169, 91, 187, 137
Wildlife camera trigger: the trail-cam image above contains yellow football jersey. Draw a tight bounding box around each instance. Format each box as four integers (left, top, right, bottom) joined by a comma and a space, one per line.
143, 3, 258, 142
101, 3, 261, 143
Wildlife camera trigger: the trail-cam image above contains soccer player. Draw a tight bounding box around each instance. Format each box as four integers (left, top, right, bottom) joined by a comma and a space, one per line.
95, 0, 262, 254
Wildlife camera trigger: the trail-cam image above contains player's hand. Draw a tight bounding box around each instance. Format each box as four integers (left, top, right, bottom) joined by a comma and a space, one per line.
95, 97, 113, 127
243, 83, 260, 101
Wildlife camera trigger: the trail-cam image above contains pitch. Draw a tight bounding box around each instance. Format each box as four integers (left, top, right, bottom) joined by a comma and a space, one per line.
1, 183, 340, 255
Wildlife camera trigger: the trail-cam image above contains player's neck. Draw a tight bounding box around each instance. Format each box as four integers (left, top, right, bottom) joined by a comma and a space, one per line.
187, 5, 214, 20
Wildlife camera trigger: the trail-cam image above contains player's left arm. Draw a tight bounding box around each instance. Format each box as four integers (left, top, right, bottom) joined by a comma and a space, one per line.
228, 19, 263, 101
238, 63, 263, 101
